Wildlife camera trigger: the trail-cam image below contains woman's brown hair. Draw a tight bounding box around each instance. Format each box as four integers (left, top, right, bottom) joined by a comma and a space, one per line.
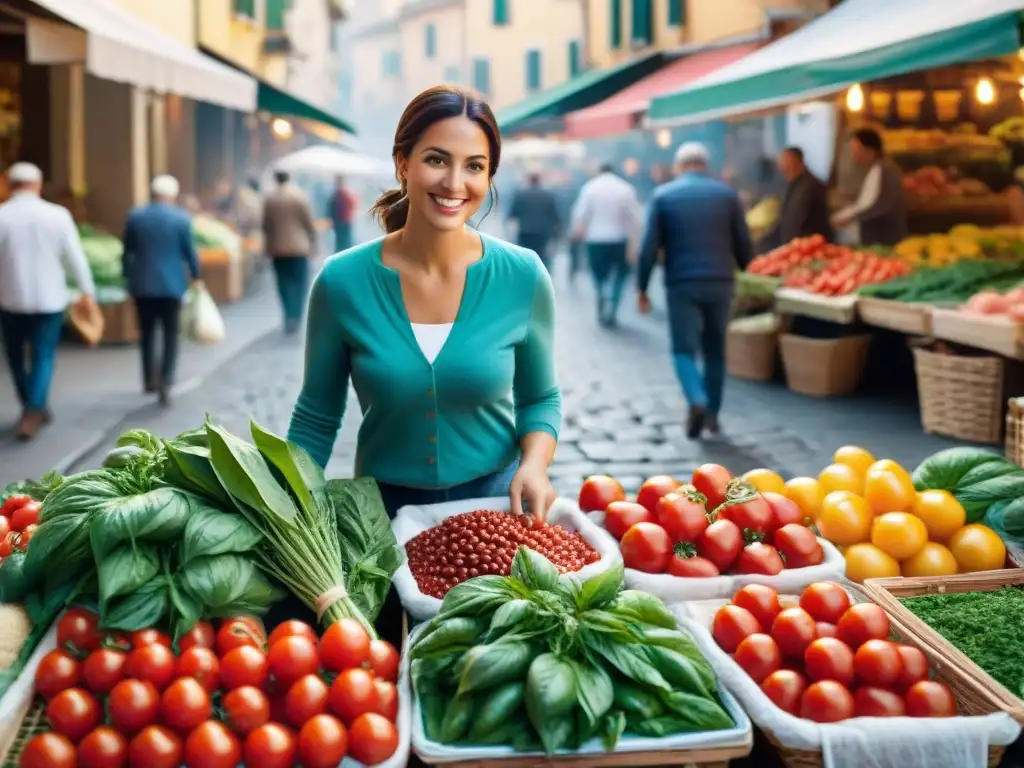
371, 85, 502, 233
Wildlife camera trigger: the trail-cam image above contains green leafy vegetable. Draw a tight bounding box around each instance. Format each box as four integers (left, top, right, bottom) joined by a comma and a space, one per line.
90, 488, 191, 559
912, 448, 1024, 521
525, 654, 578, 754
179, 501, 262, 564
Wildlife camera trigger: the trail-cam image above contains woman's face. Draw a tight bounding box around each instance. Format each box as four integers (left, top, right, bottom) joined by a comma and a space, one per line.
398, 114, 492, 232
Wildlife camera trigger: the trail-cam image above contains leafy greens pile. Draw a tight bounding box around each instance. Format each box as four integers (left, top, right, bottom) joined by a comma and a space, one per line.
411, 549, 733, 755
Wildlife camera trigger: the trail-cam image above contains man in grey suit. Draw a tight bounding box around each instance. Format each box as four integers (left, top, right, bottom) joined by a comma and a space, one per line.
761, 147, 833, 251
636, 142, 753, 439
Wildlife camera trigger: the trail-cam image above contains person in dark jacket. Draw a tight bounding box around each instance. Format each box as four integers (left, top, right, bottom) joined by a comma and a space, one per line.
122, 174, 201, 407
506, 172, 561, 272
761, 147, 833, 250
636, 142, 753, 439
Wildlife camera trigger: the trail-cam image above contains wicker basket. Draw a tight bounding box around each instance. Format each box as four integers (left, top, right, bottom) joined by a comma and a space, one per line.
726, 316, 782, 382
779, 334, 872, 397
1007, 398, 1024, 467
0, 699, 44, 767
912, 346, 1004, 444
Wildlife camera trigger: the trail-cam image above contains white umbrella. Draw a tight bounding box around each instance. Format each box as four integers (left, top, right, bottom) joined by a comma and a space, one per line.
271, 145, 392, 181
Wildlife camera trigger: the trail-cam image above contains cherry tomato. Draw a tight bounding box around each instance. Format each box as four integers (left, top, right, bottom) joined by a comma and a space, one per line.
636, 475, 679, 515
216, 619, 266, 656
905, 680, 957, 717
836, 603, 890, 650
10, 501, 40, 531
329, 667, 376, 725
128, 726, 182, 768
297, 714, 349, 768
761, 669, 808, 715
603, 501, 655, 540
696, 519, 743, 571
771, 607, 818, 660
285, 674, 330, 727
176, 647, 221, 693
712, 605, 762, 653
177, 621, 215, 652
223, 685, 271, 735
732, 584, 782, 630
735, 542, 784, 575
717, 488, 772, 534
799, 582, 851, 624
655, 491, 709, 543
0, 493, 32, 517
578, 475, 626, 512
854, 639, 903, 688
815, 622, 837, 639
369, 678, 399, 721
19, 732, 76, 768
734, 633, 781, 684
35, 649, 82, 700
268, 620, 318, 649
762, 492, 805, 537
366, 640, 400, 682
804, 638, 855, 686
244, 723, 297, 768
854, 686, 906, 717
320, 618, 371, 672
46, 687, 102, 743
894, 645, 930, 692
56, 608, 101, 653
774, 524, 824, 568
183, 721, 242, 768
77, 726, 128, 768
125, 644, 176, 691
108, 679, 159, 735
666, 547, 720, 578
692, 464, 732, 510
129, 629, 171, 650
799, 680, 855, 723
160, 677, 212, 733
620, 522, 673, 573
0, 515, 8, 541
268, 635, 320, 690
348, 713, 399, 766
82, 649, 127, 695
220, 645, 269, 690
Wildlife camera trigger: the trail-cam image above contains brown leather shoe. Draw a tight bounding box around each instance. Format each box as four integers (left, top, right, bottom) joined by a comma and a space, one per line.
16, 410, 44, 441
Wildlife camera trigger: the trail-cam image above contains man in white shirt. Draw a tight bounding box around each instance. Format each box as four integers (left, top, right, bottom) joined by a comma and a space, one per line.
570, 164, 642, 328
0, 163, 96, 440
830, 128, 909, 246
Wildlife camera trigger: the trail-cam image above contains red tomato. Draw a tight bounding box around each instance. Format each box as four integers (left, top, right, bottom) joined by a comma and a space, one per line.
216, 619, 266, 656
715, 484, 772, 534
370, 678, 400, 722
692, 464, 732, 510
18, 733, 76, 768
771, 608, 818, 659
10, 501, 40, 531
366, 640, 400, 682
620, 522, 673, 573
904, 680, 957, 717
761, 670, 808, 715
836, 603, 890, 650
160, 678, 212, 733
329, 668, 376, 725
77, 726, 127, 768
183, 721, 242, 768
815, 622, 837, 639
603, 501, 655, 540
854, 686, 906, 717
82, 649, 126, 696
711, 605, 763, 653
734, 633, 782, 684
578, 475, 626, 512
696, 519, 743, 572
268, 620, 318, 649
177, 621, 215, 652
129, 726, 182, 768
774, 525, 824, 568
244, 723, 297, 768
108, 679, 159, 735
130, 629, 171, 650
35, 649, 82, 700
176, 647, 221, 693
735, 542, 784, 575
799, 582, 851, 624
223, 685, 271, 736
285, 674, 330, 727
220, 645, 269, 690
637, 475, 679, 514
320, 618, 371, 672
125, 644, 176, 691
297, 715, 349, 768
762, 492, 805, 537
0, 493, 32, 517
56, 608, 101, 653
348, 713, 399, 766
46, 688, 102, 743
0, 530, 17, 557
269, 636, 320, 690
894, 645, 930, 692
799, 680, 855, 723
854, 639, 903, 688
732, 584, 782, 630
0, 515, 8, 541
656, 491, 709, 543
666, 545, 720, 578
804, 638, 855, 686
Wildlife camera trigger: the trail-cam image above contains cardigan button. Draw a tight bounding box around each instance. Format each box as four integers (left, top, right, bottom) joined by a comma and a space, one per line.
428, 434, 436, 443
426, 456, 436, 465
427, 388, 434, 397
426, 411, 435, 419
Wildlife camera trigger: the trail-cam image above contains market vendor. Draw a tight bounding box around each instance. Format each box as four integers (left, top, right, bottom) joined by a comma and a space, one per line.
830, 128, 909, 246
286, 84, 562, 525
760, 146, 833, 250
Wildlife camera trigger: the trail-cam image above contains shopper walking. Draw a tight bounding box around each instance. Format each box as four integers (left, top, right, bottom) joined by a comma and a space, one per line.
122, 175, 202, 407
570, 163, 642, 328
636, 142, 753, 439
506, 172, 561, 273
262, 170, 318, 334
327, 175, 357, 253
0, 162, 97, 440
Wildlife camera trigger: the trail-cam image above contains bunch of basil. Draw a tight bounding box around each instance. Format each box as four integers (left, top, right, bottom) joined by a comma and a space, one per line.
410, 549, 734, 755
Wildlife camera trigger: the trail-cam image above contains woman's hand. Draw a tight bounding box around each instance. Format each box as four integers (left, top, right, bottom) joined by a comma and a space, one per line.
509, 460, 557, 522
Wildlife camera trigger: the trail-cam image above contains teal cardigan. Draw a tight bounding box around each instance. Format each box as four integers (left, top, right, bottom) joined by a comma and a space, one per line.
286, 234, 561, 489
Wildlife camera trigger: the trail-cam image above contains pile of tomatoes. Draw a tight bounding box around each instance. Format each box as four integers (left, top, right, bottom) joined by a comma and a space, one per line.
748, 236, 837, 277
712, 582, 957, 722
0, 493, 40, 563
21, 608, 402, 768
405, 510, 599, 599
580, 466, 823, 578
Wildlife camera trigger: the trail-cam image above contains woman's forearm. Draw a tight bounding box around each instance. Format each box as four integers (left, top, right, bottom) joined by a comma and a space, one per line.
520, 430, 556, 470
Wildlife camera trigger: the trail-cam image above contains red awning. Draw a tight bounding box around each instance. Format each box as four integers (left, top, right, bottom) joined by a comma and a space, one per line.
563, 43, 760, 140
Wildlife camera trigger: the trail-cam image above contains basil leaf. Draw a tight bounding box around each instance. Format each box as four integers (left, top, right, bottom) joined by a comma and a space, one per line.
579, 609, 637, 643
577, 561, 623, 610
97, 544, 160, 611
22, 513, 92, 587
179, 554, 282, 617
437, 577, 524, 620
40, 470, 122, 522
411, 617, 483, 659
511, 548, 560, 592
0, 552, 31, 602
168, 576, 204, 643
440, 694, 474, 743
170, 427, 209, 448
469, 681, 525, 742
642, 645, 712, 697
649, 691, 734, 732
162, 442, 232, 505
206, 419, 298, 524
525, 653, 578, 754
251, 421, 325, 520
90, 488, 191, 559
600, 710, 626, 751
568, 659, 613, 744
457, 641, 537, 697
418, 687, 449, 743
585, 634, 671, 692
101, 577, 170, 631
606, 590, 677, 629
483, 599, 543, 643
179, 502, 261, 564
612, 678, 665, 719
411, 652, 462, 691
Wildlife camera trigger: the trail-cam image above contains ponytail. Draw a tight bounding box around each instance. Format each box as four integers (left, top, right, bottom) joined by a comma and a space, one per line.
370, 186, 410, 233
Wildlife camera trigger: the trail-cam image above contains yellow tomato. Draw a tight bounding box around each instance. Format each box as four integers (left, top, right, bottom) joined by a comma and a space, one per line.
900, 542, 959, 577
863, 459, 915, 514
783, 477, 824, 520
947, 524, 1006, 573
912, 490, 967, 541
871, 511, 929, 561
818, 463, 864, 495
817, 491, 873, 546
845, 543, 901, 584
742, 468, 785, 495
833, 445, 876, 477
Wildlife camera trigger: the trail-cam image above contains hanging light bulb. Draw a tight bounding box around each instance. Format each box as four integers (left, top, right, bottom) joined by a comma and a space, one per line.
271, 118, 293, 140
656, 128, 672, 149
846, 83, 864, 112
975, 77, 996, 106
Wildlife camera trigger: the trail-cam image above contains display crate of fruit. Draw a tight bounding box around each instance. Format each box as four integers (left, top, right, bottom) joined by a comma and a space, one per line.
856, 297, 934, 336
930, 308, 1024, 360
774, 289, 859, 324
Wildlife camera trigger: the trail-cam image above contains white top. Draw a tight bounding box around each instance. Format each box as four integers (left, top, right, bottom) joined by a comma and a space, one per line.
836, 161, 883, 243
570, 172, 643, 244
411, 322, 454, 364
0, 192, 95, 313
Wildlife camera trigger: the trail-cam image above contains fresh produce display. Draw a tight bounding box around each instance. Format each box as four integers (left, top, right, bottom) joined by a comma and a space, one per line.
404, 509, 600, 599
712, 583, 957, 722
193, 213, 242, 258
956, 285, 1024, 321
858, 258, 1024, 303
410, 549, 734, 754
76, 223, 125, 297
748, 236, 844, 277
892, 224, 1024, 267
20, 607, 402, 767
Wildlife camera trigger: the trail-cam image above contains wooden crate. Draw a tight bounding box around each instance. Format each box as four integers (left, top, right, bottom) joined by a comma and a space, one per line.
774, 288, 859, 324
931, 309, 1024, 360
99, 300, 138, 345
857, 297, 933, 335
200, 258, 243, 305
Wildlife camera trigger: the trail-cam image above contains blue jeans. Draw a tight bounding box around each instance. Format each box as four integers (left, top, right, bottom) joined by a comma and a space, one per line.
667, 281, 733, 415
271, 257, 310, 329
377, 460, 519, 519
0, 310, 64, 411
586, 242, 630, 322
333, 223, 352, 253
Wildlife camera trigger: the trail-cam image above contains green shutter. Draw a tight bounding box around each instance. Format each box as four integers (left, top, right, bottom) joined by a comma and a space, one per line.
568, 40, 582, 77
425, 24, 437, 58
526, 50, 542, 92
444, 65, 460, 83
233, 0, 255, 17
610, 0, 622, 48
493, 0, 510, 25
265, 0, 288, 31
473, 59, 491, 94
668, 0, 685, 25
632, 0, 652, 44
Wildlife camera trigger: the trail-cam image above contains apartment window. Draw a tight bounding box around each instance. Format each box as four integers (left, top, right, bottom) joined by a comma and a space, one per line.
233, 0, 255, 17
425, 23, 437, 58
568, 40, 582, 77
668, 0, 686, 26
493, 0, 510, 25
609, 0, 622, 49
265, 0, 289, 31
381, 51, 401, 78
472, 58, 491, 95
443, 66, 461, 83
632, 0, 652, 45
525, 49, 542, 92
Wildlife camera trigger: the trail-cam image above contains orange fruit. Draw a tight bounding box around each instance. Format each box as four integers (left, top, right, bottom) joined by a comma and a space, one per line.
871, 511, 928, 561
947, 524, 1006, 573
912, 490, 966, 541
863, 459, 915, 514
742, 468, 785, 495
844, 543, 900, 584
783, 477, 824, 520
901, 542, 959, 578
818, 463, 864, 495
833, 445, 876, 476
817, 491, 873, 546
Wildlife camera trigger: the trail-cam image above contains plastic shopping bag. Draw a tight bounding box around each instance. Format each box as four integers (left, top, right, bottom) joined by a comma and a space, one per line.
183, 285, 225, 345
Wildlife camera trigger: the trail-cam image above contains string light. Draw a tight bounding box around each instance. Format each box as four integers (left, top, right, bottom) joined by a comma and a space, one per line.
975, 77, 996, 106
846, 84, 864, 112
271, 118, 293, 139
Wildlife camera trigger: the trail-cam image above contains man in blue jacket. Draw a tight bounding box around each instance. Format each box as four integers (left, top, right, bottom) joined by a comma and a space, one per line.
636, 143, 753, 439
122, 175, 201, 407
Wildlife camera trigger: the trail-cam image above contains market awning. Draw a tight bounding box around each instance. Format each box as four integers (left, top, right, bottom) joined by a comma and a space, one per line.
648, 0, 1024, 126
563, 42, 760, 140
258, 82, 355, 135
23, 0, 257, 112
497, 52, 666, 133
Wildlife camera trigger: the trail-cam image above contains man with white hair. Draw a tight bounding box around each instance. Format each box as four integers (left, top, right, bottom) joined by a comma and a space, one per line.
636, 142, 753, 439
122, 174, 201, 406
0, 162, 97, 440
